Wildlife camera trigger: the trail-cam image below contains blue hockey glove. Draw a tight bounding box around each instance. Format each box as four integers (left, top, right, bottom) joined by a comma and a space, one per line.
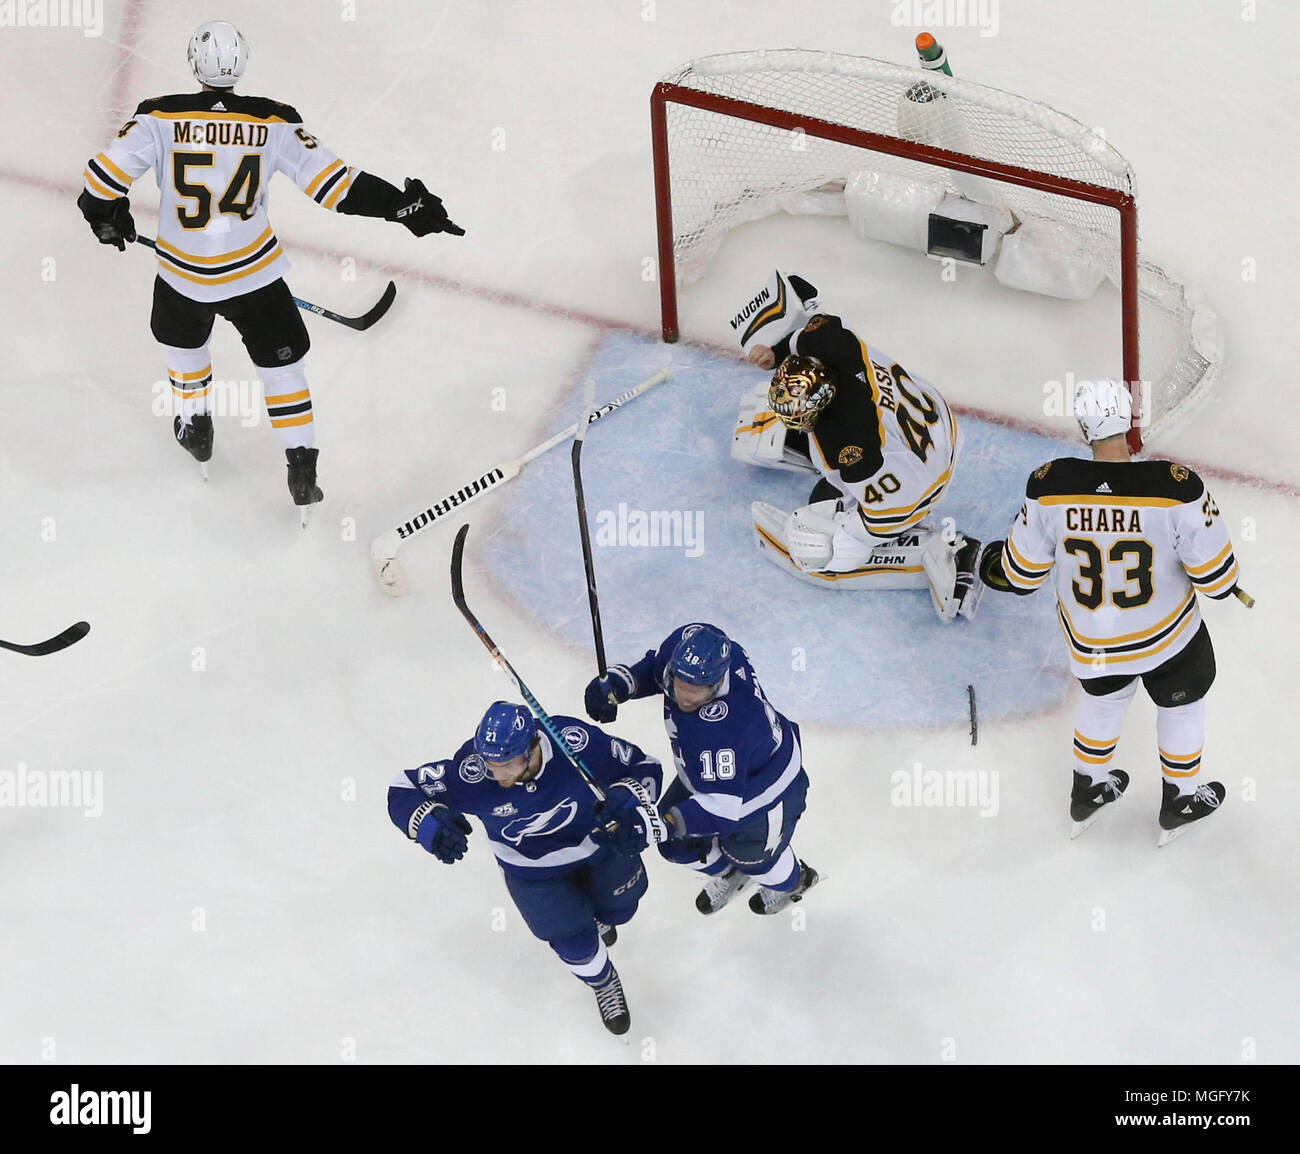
416, 804, 472, 863
584, 667, 633, 724
593, 779, 667, 856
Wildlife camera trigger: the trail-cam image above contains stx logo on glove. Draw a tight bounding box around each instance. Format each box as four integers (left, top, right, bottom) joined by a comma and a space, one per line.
395, 196, 423, 219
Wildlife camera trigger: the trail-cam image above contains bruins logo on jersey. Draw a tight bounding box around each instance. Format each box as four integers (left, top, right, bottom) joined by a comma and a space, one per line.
804, 314, 829, 333
1033, 461, 1053, 480
1170, 463, 1189, 482
838, 445, 863, 467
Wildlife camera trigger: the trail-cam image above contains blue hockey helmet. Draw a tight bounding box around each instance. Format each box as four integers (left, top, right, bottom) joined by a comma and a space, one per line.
667, 625, 732, 702
474, 701, 537, 762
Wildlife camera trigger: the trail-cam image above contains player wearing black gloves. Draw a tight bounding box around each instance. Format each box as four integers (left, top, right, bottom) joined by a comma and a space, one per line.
77, 20, 463, 520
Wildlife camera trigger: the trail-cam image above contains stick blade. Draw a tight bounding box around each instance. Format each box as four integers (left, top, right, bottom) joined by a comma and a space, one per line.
450, 523, 471, 609
0, 620, 90, 656
351, 281, 397, 330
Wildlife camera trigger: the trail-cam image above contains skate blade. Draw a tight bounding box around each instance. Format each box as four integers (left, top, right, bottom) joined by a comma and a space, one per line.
299, 506, 312, 529
1157, 823, 1199, 848
198, 462, 209, 482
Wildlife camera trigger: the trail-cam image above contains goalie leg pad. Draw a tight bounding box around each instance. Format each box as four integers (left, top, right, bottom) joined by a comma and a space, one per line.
751, 502, 931, 590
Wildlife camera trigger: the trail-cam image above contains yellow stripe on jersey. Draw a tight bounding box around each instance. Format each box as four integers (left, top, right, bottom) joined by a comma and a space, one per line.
754, 525, 923, 580
1185, 542, 1233, 576
95, 153, 131, 185
862, 463, 954, 518
1037, 494, 1184, 509
1058, 605, 1197, 667
1064, 589, 1195, 648
157, 246, 284, 288
304, 159, 346, 199
82, 168, 118, 199
145, 110, 292, 124
154, 227, 275, 267
323, 170, 355, 210
1196, 563, 1239, 596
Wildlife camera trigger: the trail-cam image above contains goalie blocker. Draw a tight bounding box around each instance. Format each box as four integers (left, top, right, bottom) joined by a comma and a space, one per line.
732, 270, 982, 622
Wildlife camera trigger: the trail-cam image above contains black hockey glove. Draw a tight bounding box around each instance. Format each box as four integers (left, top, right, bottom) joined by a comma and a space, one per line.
77, 190, 136, 251
387, 177, 464, 237
584, 667, 634, 724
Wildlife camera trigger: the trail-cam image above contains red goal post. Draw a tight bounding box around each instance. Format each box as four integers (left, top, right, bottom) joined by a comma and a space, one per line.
650, 50, 1219, 453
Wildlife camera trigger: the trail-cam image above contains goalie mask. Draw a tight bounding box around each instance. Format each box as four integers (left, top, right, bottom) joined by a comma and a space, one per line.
769, 356, 836, 431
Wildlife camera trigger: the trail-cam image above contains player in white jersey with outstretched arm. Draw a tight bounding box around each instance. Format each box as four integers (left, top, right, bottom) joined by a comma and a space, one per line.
77, 21, 463, 518
731, 270, 982, 622
979, 380, 1241, 843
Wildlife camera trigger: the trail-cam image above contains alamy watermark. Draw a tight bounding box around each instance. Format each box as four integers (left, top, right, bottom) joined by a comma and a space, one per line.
0, 0, 103, 36
152, 378, 263, 427
1, 763, 102, 816
891, 762, 999, 816
890, 0, 999, 37
594, 503, 704, 558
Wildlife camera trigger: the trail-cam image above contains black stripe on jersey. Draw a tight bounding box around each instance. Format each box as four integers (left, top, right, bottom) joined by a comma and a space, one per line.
1002, 544, 1050, 585
1026, 457, 1206, 504
267, 400, 311, 417
87, 158, 129, 195
857, 482, 946, 531
135, 90, 303, 124
1188, 553, 1237, 589
313, 166, 346, 205
155, 236, 279, 278
1057, 594, 1197, 661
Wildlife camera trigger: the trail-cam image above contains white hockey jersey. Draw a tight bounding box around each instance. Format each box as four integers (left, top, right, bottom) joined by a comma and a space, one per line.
1002, 457, 1239, 679
82, 90, 357, 302
790, 313, 959, 540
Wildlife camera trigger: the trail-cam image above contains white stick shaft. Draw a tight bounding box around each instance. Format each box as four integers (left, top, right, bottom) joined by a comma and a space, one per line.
371, 368, 670, 563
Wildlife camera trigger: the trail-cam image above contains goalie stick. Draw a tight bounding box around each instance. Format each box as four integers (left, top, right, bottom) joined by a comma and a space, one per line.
572, 377, 614, 704
134, 237, 397, 331
449, 523, 666, 838
373, 368, 671, 595
0, 621, 90, 656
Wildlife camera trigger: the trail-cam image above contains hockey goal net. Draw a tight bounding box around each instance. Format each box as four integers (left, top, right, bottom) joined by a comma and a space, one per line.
651, 49, 1220, 451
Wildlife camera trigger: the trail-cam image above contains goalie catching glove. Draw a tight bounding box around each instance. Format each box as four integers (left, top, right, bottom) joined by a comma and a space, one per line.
592, 777, 669, 856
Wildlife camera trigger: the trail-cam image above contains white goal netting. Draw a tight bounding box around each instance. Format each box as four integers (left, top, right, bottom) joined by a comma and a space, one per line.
655, 49, 1220, 448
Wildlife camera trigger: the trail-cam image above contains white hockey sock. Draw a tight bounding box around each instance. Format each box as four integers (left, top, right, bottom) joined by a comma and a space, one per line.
164, 344, 213, 424
260, 358, 314, 450
1156, 699, 1207, 797
560, 940, 609, 984
1073, 679, 1138, 785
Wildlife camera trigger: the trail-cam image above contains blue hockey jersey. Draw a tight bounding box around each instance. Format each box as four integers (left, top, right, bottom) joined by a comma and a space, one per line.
615, 625, 803, 839
388, 716, 661, 879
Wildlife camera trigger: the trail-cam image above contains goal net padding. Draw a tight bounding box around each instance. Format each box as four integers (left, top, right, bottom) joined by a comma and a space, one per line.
651, 50, 1221, 451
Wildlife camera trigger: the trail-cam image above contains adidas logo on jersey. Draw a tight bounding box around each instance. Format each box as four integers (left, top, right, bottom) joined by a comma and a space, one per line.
212, 101, 226, 111
1096, 482, 1112, 493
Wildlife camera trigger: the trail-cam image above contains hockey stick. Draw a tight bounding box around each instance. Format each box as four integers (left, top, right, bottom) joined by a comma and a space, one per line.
450, 522, 608, 809
0, 621, 90, 656
572, 377, 613, 698
1231, 585, 1255, 608
134, 237, 397, 331
372, 368, 672, 595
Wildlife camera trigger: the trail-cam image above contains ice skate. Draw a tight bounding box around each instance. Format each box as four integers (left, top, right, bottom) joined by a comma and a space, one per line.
1069, 769, 1129, 838
590, 965, 630, 1035
1157, 780, 1224, 846
748, 860, 819, 915
174, 414, 213, 480
695, 865, 753, 914
285, 446, 323, 527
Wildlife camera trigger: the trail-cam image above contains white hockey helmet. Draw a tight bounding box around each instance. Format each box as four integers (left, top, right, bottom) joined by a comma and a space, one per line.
1074, 377, 1133, 443
188, 21, 249, 88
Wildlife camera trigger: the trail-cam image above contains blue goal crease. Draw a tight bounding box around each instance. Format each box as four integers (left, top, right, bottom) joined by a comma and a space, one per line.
480, 332, 1084, 729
